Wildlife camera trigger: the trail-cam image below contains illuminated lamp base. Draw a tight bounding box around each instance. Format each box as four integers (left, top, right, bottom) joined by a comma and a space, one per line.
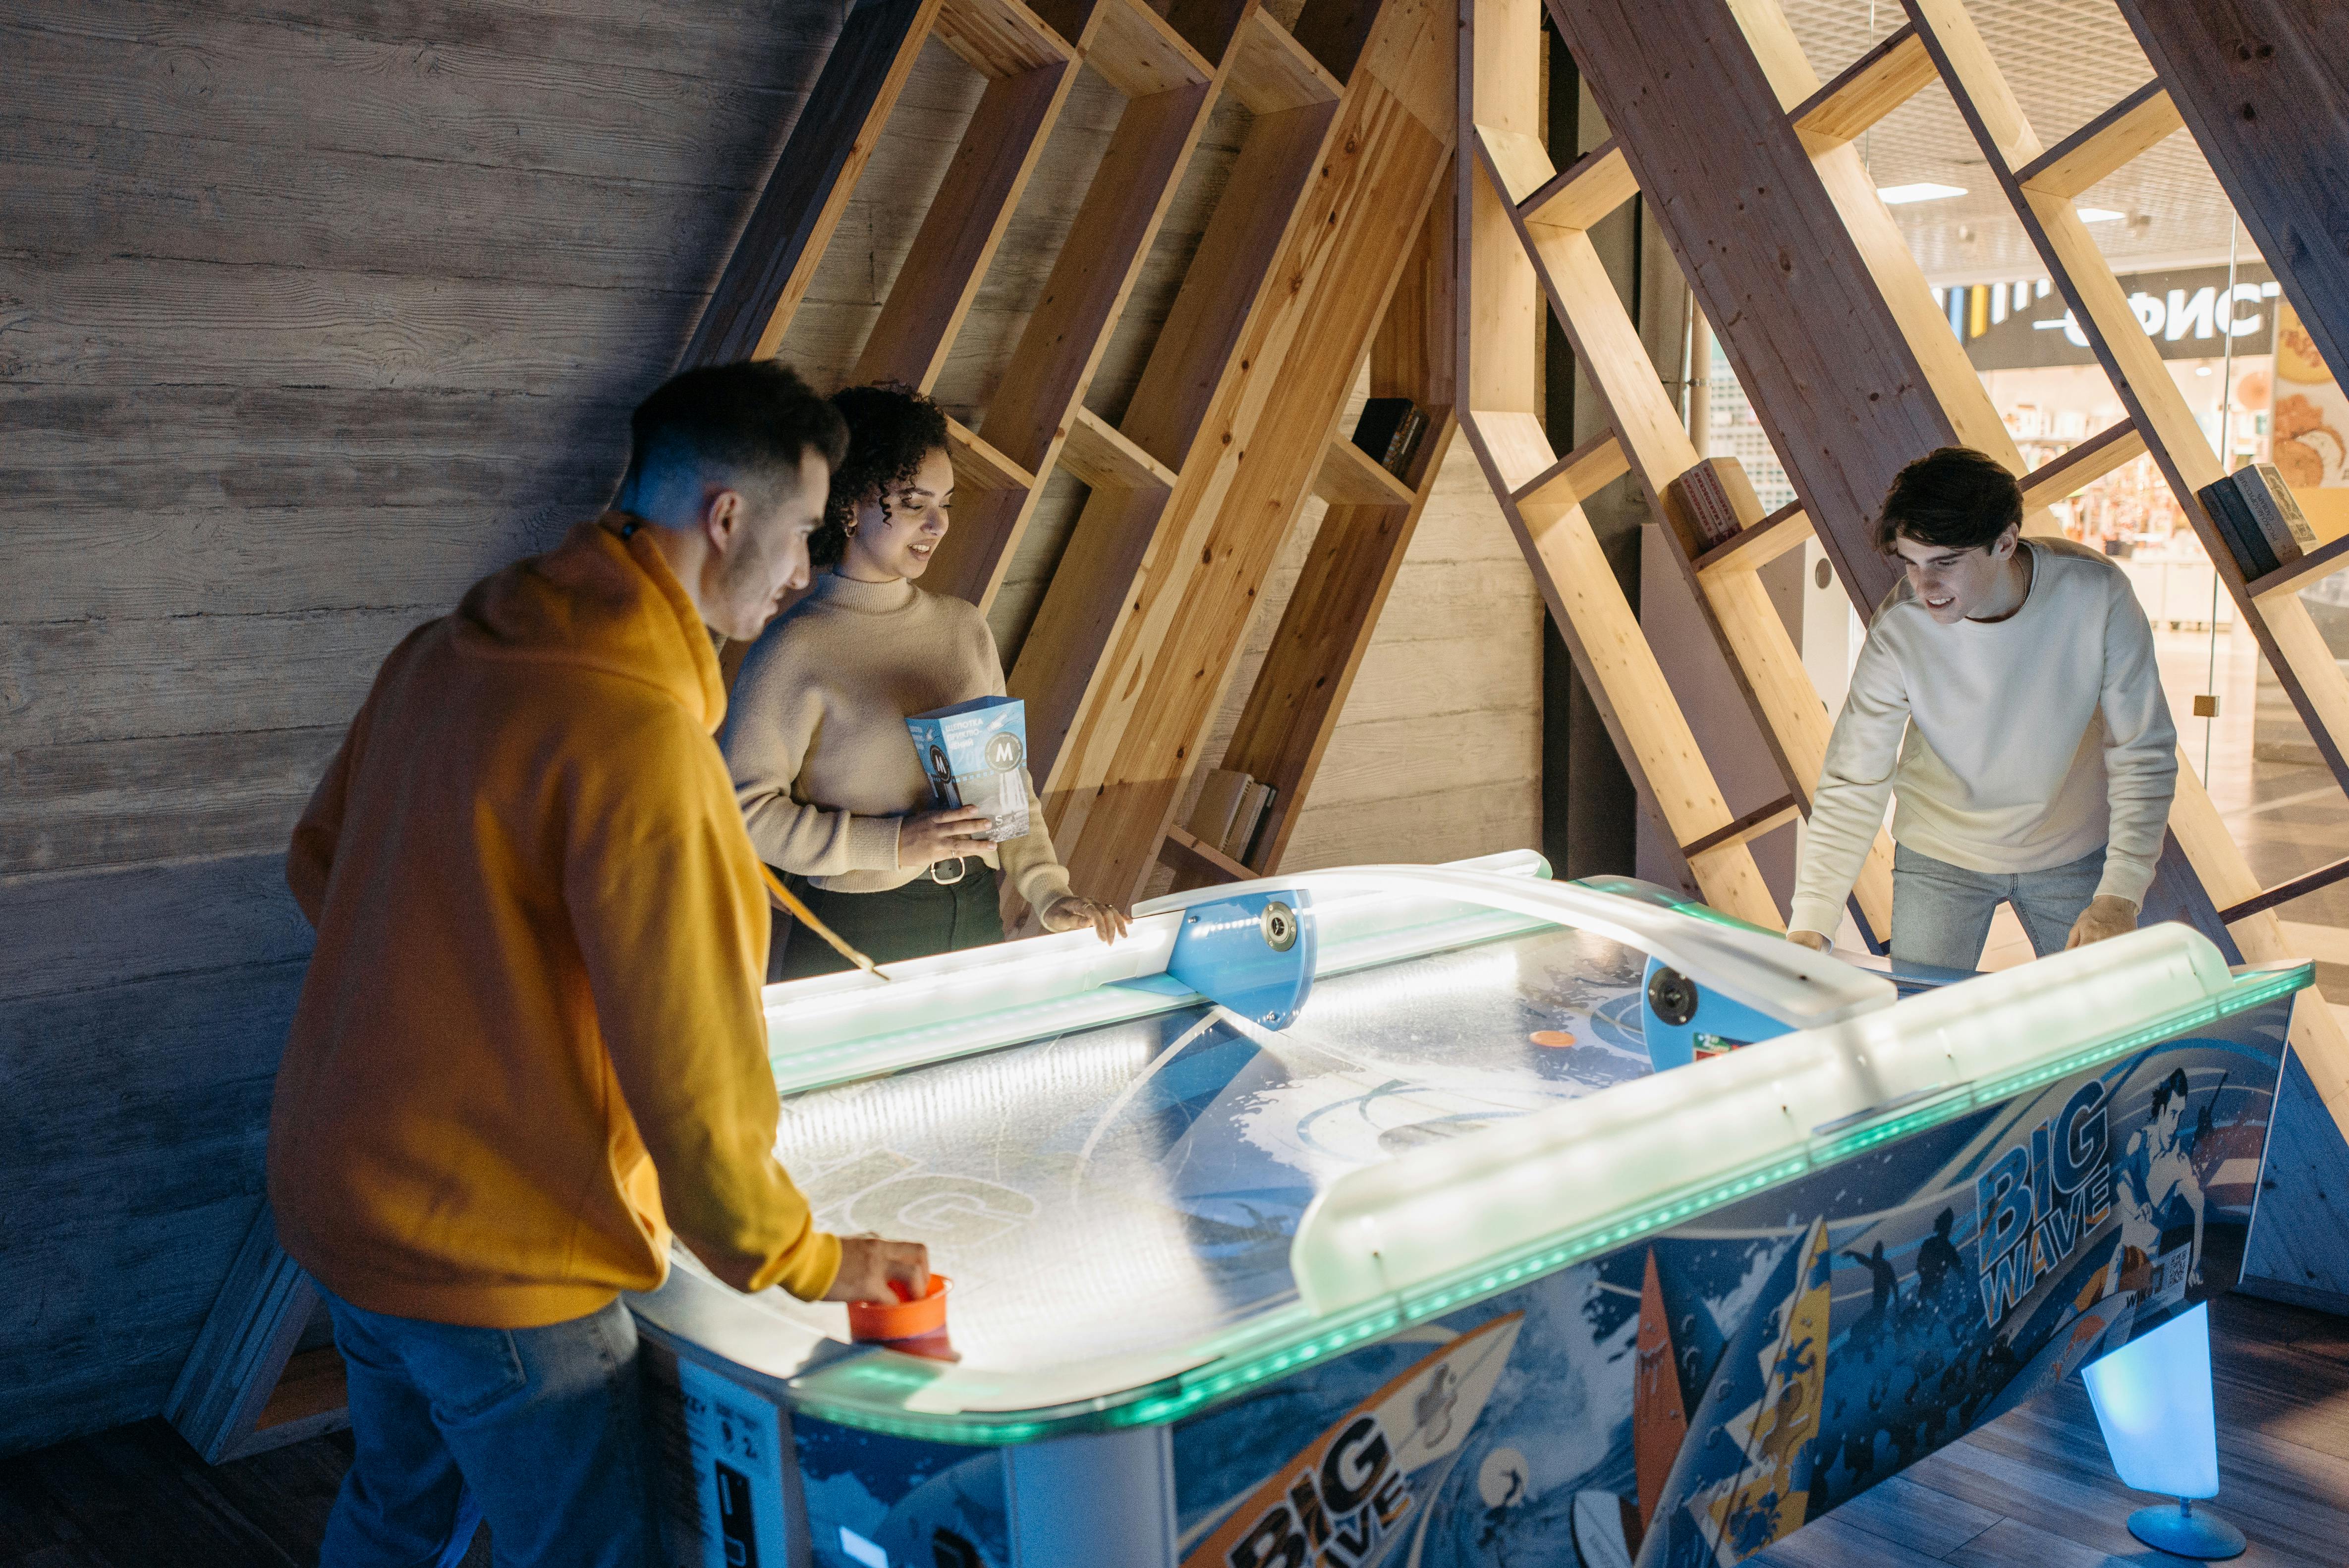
2125, 1499, 2245, 1560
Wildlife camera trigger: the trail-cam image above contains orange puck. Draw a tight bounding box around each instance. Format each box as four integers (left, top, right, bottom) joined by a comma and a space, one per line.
1529, 1030, 1577, 1049
847, 1274, 951, 1343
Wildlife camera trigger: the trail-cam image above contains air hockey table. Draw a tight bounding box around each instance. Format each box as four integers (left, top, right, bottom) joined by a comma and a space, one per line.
631, 851, 2312, 1568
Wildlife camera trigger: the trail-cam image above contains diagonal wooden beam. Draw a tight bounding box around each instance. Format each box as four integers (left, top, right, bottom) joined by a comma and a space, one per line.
2016, 418, 2146, 513
680, 0, 945, 368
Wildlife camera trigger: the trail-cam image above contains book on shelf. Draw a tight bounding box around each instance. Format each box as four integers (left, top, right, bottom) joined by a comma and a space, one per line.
1223, 780, 1275, 864
1382, 407, 1427, 479
1664, 457, 1761, 554
1186, 767, 1249, 852
2237, 462, 2317, 565
1352, 398, 1412, 467
2197, 471, 2281, 580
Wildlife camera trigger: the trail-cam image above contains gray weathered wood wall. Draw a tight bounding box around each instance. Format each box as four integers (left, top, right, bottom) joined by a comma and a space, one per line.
0, 0, 1538, 1456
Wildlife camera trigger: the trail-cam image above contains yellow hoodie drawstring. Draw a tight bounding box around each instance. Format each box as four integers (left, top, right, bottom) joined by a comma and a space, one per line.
758, 862, 891, 982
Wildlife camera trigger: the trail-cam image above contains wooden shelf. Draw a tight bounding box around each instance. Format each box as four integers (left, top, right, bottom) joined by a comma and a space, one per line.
1160, 823, 1251, 884
2016, 80, 2182, 198
936, 0, 1073, 77
1089, 0, 1211, 98
2248, 531, 2349, 605
946, 417, 1037, 493
1790, 24, 1936, 154
1315, 434, 1415, 506
1224, 5, 1342, 115
1680, 795, 1800, 860
1691, 500, 1811, 576
1512, 431, 1628, 514
1060, 406, 1177, 493
2017, 418, 2146, 511
1517, 139, 1635, 232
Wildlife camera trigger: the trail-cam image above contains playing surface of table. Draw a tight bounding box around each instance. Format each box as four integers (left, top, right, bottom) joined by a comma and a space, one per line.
737, 926, 1652, 1376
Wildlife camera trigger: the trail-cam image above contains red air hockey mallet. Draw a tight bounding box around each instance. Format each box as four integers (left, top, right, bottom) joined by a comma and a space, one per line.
847, 1274, 952, 1345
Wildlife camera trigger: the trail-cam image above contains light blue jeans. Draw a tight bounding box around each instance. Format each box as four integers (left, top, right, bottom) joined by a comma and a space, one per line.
1891, 842, 2106, 972
320, 1288, 655, 1568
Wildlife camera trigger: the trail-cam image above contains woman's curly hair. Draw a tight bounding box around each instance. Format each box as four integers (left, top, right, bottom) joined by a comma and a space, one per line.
811, 382, 951, 567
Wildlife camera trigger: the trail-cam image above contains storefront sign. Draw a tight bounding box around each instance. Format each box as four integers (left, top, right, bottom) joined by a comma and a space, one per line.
1950, 261, 2279, 372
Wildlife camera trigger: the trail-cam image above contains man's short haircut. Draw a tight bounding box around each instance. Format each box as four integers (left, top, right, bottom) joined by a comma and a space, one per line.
1875, 446, 2023, 554
626, 360, 848, 499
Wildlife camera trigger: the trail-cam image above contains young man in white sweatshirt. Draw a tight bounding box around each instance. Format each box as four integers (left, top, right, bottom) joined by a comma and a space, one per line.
1786, 447, 2179, 969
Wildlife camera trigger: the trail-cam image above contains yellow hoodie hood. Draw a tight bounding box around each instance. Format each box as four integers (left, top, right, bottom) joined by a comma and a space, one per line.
452, 514, 728, 733
268, 515, 838, 1327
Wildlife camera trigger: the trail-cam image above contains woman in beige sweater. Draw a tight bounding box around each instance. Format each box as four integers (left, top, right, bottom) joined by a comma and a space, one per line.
723, 384, 1129, 979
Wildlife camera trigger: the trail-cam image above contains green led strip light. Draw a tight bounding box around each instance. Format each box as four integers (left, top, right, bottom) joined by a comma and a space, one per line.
779, 960, 2309, 1445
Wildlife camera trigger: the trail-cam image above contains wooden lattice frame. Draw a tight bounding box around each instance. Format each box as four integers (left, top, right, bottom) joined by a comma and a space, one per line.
1459, 0, 2349, 1142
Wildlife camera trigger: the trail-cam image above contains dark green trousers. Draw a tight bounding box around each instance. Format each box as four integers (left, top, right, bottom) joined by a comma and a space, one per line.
772, 863, 1005, 981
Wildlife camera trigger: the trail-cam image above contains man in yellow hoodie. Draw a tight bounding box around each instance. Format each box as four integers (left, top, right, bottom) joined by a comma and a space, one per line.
268, 359, 927, 1567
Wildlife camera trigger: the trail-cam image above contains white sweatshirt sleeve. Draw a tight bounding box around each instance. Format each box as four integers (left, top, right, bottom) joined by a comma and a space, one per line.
2091, 576, 2179, 907
1787, 627, 1911, 938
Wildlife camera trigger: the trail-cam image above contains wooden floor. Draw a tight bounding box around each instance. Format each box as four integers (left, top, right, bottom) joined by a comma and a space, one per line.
0, 1293, 2340, 1567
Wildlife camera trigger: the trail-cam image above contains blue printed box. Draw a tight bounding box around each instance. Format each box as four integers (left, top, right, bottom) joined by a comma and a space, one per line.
905, 696, 1031, 843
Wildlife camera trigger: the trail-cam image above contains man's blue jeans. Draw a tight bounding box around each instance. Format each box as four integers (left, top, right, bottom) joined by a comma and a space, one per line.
1890, 842, 2106, 972
319, 1288, 656, 1568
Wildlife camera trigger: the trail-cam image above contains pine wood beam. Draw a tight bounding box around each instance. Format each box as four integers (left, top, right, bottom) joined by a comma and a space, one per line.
1030, 0, 1457, 905
1160, 823, 1252, 883
935, 0, 1075, 74
679, 0, 943, 367
2016, 418, 2146, 512
1088, 0, 1214, 96
1213, 187, 1459, 881
1512, 430, 1629, 515
1059, 406, 1178, 494
1692, 501, 1811, 575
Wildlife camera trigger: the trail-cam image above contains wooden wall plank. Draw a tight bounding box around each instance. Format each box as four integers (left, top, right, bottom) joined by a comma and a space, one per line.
0, 856, 310, 1005
0, 960, 304, 1456
0, 730, 341, 881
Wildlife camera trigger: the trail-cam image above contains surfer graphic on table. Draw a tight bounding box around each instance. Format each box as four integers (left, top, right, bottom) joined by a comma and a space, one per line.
2115, 1066, 2207, 1291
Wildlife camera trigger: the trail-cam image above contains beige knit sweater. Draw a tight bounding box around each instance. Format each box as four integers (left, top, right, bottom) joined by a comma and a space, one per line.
720, 572, 1075, 911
